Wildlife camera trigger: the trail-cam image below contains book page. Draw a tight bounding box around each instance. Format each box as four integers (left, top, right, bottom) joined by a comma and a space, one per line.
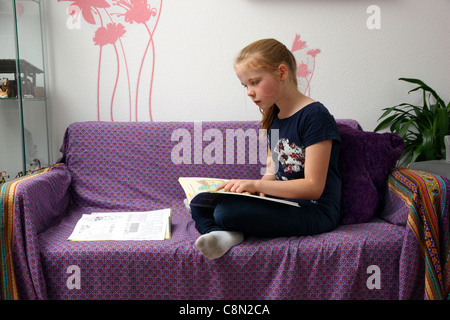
178, 177, 228, 203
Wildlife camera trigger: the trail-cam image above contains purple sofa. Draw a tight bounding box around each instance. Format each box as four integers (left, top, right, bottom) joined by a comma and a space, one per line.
3, 120, 449, 300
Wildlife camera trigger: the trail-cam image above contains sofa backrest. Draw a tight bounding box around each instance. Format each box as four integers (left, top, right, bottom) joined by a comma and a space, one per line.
60, 119, 403, 225
60, 121, 267, 210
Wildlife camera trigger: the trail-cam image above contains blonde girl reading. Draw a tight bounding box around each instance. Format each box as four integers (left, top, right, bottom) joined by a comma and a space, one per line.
190, 39, 341, 260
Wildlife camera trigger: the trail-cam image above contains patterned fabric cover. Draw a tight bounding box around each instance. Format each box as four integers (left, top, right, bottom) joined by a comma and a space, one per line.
4, 120, 448, 300
385, 168, 450, 299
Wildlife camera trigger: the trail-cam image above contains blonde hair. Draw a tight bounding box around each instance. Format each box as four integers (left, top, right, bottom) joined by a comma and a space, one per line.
235, 39, 298, 130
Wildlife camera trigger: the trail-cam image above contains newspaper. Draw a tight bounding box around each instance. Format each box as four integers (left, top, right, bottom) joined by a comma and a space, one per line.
68, 208, 172, 241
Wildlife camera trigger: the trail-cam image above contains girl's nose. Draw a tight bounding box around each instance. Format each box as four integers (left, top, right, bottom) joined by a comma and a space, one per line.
247, 88, 255, 97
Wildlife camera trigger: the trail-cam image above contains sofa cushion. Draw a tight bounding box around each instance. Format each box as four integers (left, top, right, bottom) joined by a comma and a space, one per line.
337, 124, 404, 224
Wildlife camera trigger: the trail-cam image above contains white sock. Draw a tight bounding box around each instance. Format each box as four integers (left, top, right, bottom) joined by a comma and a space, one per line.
195, 230, 244, 260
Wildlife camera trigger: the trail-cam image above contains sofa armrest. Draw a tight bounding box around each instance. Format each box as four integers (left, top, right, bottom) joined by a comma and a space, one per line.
4, 164, 71, 299
380, 167, 449, 227
381, 167, 450, 299
15, 164, 71, 234
379, 170, 411, 226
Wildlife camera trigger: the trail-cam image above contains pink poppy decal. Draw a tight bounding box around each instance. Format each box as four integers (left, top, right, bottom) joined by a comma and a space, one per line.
93, 22, 126, 46
114, 0, 155, 24
59, 0, 163, 121
291, 34, 321, 97
58, 0, 110, 25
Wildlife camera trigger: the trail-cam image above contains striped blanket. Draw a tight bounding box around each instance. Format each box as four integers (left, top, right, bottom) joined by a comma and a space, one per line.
389, 167, 450, 300
0, 165, 61, 300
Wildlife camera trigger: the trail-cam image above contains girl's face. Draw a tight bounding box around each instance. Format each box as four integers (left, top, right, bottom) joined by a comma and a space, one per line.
234, 63, 282, 112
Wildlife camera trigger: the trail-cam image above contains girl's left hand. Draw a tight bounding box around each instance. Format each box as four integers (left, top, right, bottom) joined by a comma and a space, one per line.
215, 179, 258, 195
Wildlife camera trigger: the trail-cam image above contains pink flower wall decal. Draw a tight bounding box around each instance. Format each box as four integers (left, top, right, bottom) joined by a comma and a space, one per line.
93, 23, 126, 121
58, 0, 163, 122
290, 34, 321, 97
307, 49, 321, 58
93, 22, 126, 46
114, 0, 156, 24
297, 62, 311, 78
291, 34, 307, 52
58, 0, 110, 25
113, 0, 160, 121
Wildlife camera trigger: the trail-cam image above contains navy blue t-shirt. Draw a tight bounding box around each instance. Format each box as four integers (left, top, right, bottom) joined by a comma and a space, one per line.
268, 102, 341, 220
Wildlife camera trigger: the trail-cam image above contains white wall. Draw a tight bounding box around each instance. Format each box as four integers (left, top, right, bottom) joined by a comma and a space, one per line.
43, 0, 450, 162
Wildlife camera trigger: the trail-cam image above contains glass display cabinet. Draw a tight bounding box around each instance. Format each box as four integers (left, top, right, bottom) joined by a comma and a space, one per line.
0, 0, 49, 183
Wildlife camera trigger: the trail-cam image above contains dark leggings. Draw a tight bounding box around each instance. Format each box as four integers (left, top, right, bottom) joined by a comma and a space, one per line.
190, 196, 339, 238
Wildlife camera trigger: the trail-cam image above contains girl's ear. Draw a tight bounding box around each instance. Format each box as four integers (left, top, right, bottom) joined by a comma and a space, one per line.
278, 64, 289, 81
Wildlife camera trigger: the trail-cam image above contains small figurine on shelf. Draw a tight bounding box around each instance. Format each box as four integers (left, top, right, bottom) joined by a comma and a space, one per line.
15, 171, 24, 179
13, 159, 43, 179
7, 80, 17, 98
0, 78, 8, 98
22, 79, 34, 97
1, 171, 10, 184
1, 78, 8, 91
27, 158, 41, 174
0, 78, 17, 98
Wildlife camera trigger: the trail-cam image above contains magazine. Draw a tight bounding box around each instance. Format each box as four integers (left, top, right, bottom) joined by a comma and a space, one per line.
178, 177, 300, 208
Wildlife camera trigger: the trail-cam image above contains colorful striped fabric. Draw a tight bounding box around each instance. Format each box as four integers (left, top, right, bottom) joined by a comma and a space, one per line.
0, 165, 61, 300
389, 167, 450, 300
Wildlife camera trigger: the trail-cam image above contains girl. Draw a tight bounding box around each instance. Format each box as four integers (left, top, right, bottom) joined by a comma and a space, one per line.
191, 39, 341, 260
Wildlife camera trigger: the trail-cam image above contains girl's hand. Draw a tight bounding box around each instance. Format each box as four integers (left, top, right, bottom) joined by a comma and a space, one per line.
215, 179, 259, 195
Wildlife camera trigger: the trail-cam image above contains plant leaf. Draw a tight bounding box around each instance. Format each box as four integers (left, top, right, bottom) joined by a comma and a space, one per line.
436, 107, 449, 156
399, 78, 446, 108
423, 90, 428, 109
398, 119, 415, 137
374, 114, 399, 132
421, 128, 434, 160
411, 144, 423, 163
376, 77, 449, 164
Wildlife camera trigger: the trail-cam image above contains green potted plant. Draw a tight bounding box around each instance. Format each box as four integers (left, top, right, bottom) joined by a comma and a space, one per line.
375, 78, 450, 166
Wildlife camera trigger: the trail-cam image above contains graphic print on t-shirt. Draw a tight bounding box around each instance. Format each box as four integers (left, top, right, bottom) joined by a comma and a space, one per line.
274, 138, 305, 175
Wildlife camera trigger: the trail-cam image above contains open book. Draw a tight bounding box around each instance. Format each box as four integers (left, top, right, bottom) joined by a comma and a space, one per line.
178, 177, 299, 207
68, 208, 172, 241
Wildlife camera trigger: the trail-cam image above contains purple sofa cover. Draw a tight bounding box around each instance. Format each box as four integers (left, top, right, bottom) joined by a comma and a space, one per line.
8, 120, 449, 300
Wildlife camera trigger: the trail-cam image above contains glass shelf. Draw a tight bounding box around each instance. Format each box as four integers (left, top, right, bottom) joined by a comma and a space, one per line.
0, 97, 46, 102
0, 0, 49, 183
